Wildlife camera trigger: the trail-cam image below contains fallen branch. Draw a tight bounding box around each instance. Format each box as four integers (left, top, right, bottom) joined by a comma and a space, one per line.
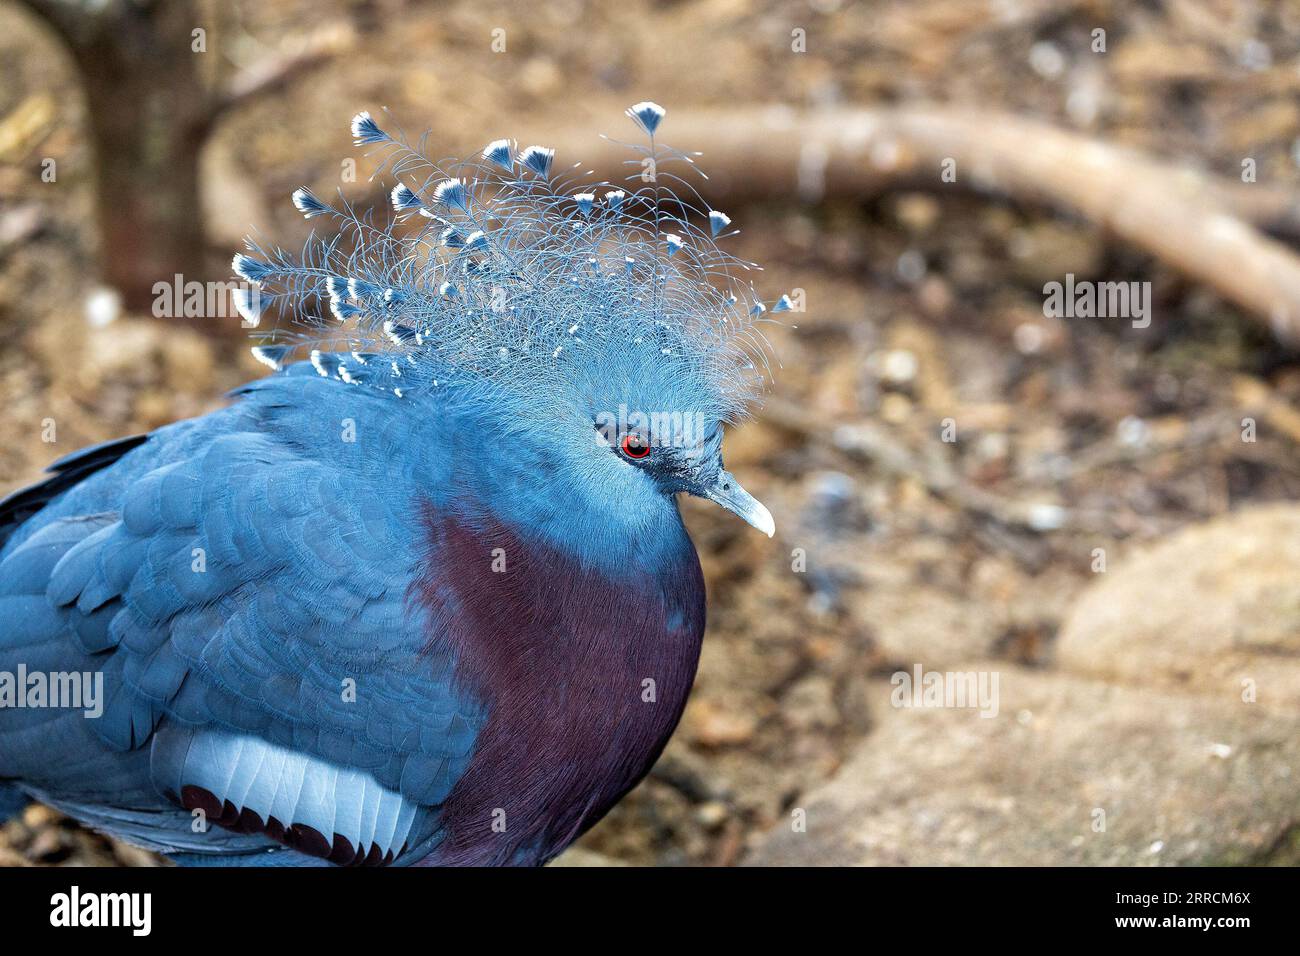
542, 107, 1300, 345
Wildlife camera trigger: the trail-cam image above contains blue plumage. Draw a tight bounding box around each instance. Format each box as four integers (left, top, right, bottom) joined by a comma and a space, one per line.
0, 103, 778, 866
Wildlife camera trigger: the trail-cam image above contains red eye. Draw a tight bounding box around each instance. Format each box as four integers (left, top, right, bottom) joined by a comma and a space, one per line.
621, 433, 651, 459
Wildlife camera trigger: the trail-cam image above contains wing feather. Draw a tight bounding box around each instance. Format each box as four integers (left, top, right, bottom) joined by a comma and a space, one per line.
0, 374, 484, 863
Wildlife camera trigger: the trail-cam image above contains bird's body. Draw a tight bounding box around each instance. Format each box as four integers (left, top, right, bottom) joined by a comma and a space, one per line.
0, 364, 703, 864
0, 103, 778, 865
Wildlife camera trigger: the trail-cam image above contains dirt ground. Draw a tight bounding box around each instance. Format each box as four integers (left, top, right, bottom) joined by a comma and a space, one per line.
1, 0, 1298, 866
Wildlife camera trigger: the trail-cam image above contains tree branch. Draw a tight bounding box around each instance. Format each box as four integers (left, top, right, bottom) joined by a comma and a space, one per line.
539, 106, 1300, 345
202, 23, 354, 134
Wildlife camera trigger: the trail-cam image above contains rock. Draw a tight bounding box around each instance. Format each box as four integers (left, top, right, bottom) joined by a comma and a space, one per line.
746, 668, 1300, 866
849, 583, 1003, 666
749, 509, 1300, 867
1057, 505, 1300, 712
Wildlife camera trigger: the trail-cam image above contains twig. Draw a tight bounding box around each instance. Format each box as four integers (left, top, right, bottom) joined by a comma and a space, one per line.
203, 24, 355, 133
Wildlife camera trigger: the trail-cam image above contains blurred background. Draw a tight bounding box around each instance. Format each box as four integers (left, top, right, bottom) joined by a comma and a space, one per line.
2, 0, 1299, 866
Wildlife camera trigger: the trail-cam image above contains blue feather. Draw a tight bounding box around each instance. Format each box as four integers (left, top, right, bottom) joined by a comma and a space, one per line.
351, 110, 389, 146
310, 349, 342, 377
383, 320, 418, 344
250, 344, 293, 370
291, 187, 329, 219
348, 278, 383, 301
519, 145, 554, 178
482, 138, 513, 171
326, 276, 350, 300
232, 287, 263, 326
232, 254, 275, 282
390, 184, 422, 211
330, 296, 366, 321
433, 179, 468, 211
626, 100, 666, 136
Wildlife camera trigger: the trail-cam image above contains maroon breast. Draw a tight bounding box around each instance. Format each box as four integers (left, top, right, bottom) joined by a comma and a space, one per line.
410, 503, 706, 865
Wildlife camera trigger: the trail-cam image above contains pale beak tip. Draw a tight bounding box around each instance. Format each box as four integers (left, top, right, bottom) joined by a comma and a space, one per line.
751, 500, 776, 538
703, 471, 775, 538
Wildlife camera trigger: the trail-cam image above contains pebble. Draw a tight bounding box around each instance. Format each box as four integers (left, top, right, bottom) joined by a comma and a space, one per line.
695, 801, 730, 831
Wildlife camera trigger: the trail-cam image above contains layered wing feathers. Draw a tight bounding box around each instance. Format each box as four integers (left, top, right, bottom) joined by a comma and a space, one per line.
0, 374, 481, 862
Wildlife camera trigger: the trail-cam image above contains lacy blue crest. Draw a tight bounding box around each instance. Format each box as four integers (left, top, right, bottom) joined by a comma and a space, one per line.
235, 102, 785, 424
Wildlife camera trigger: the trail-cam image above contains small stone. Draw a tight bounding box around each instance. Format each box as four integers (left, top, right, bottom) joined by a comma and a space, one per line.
917, 276, 953, 318
1026, 502, 1066, 531
21, 803, 57, 828
876, 349, 918, 386
893, 194, 940, 233
695, 801, 729, 831
1116, 415, 1148, 446
688, 700, 757, 747
1029, 41, 1066, 79
84, 286, 121, 328
895, 250, 926, 284
1013, 321, 1045, 355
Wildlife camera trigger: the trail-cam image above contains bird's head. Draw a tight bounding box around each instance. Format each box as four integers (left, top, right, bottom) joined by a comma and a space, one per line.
598, 418, 775, 538
575, 352, 774, 537
235, 101, 785, 542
